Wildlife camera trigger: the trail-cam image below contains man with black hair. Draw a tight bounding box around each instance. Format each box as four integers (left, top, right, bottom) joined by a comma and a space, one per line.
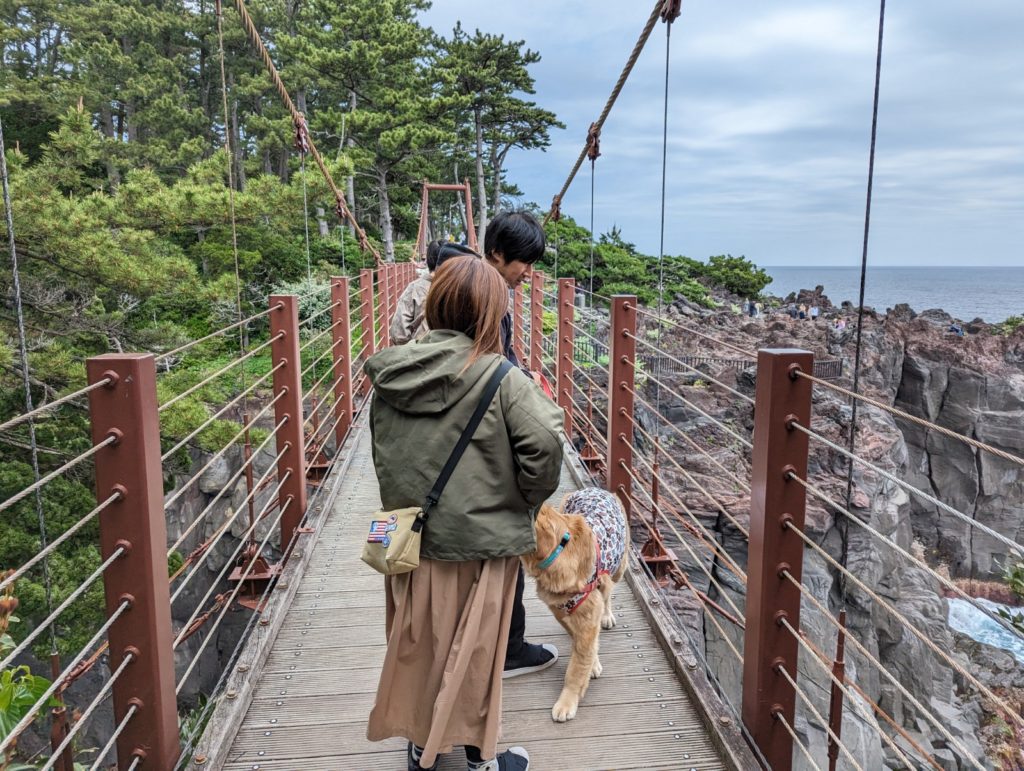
484, 210, 559, 680
484, 211, 546, 369
390, 240, 443, 345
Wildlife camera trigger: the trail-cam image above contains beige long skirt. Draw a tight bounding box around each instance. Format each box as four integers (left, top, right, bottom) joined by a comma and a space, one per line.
366, 556, 519, 767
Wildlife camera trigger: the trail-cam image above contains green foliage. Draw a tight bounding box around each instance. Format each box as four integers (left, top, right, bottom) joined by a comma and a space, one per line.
702, 255, 772, 297
991, 315, 1023, 336
997, 560, 1024, 634
1, 608, 60, 754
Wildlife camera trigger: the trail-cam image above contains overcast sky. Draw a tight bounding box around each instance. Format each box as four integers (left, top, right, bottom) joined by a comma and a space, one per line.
422, 1, 1024, 267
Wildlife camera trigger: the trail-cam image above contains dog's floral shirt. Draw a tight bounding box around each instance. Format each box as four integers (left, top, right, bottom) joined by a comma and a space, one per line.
558, 488, 626, 615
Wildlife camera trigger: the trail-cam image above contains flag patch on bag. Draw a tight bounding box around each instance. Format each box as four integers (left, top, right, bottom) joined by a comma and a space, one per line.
367, 514, 398, 547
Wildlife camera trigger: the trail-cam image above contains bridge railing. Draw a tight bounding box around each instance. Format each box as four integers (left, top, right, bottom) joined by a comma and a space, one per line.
534, 274, 1024, 771
0, 264, 416, 770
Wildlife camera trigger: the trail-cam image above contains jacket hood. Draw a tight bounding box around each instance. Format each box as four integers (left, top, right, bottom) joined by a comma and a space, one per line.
365, 330, 498, 414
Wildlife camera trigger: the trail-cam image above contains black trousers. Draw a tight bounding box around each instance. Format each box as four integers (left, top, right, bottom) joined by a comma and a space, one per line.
505, 562, 526, 657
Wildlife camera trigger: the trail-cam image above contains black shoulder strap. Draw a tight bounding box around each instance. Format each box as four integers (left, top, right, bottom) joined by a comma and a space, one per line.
421, 359, 513, 515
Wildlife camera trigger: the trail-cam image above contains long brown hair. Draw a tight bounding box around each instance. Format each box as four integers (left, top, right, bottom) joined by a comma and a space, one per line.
425, 255, 507, 364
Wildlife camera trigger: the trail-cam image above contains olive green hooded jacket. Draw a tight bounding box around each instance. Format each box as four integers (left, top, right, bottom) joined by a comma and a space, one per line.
365, 330, 564, 561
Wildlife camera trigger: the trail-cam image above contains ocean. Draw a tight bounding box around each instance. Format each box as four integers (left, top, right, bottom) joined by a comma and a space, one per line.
763, 266, 1024, 324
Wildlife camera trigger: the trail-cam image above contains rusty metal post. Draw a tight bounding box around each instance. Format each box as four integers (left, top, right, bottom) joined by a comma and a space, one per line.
556, 278, 575, 436
513, 284, 525, 364
530, 271, 545, 374
269, 295, 308, 554
607, 295, 637, 519
359, 269, 374, 359
463, 179, 479, 252
827, 609, 848, 771
742, 348, 814, 771
87, 354, 179, 770
379, 267, 391, 348
331, 277, 353, 446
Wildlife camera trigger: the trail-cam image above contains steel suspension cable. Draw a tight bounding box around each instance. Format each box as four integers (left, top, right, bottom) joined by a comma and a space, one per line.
632, 305, 757, 359
0, 379, 110, 434
0, 115, 59, 656
775, 710, 823, 771
87, 701, 139, 771
655, 16, 672, 420
0, 434, 117, 515
154, 304, 280, 364
627, 331, 754, 405
843, 0, 888, 604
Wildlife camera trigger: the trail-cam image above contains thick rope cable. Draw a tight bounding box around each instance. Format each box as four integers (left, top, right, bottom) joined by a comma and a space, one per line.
0, 115, 59, 655
791, 419, 1024, 558
785, 521, 1024, 732
0, 434, 117, 515
225, 0, 381, 264
779, 569, 986, 770
545, 0, 665, 223
791, 470, 1024, 641
0, 379, 110, 434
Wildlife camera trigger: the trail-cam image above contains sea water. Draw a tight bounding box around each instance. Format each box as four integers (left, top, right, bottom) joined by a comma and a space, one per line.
947, 597, 1024, 665
764, 266, 1024, 324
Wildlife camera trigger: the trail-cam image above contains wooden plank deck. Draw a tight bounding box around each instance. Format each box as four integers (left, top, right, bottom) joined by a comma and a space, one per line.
221, 424, 728, 770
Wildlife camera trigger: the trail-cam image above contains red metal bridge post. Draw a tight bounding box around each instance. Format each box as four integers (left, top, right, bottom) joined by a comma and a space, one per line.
269, 295, 308, 554
556, 278, 575, 437
87, 354, 179, 770
513, 283, 525, 363
359, 269, 374, 396
379, 266, 391, 348
331, 276, 353, 446
742, 348, 814, 771
529, 271, 544, 374
607, 295, 637, 519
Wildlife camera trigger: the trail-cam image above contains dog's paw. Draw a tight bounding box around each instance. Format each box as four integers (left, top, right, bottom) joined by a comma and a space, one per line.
590, 658, 603, 679
601, 610, 616, 630
551, 694, 579, 722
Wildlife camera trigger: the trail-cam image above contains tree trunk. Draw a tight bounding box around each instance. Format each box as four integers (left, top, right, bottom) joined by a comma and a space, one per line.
99, 105, 121, 188
316, 207, 329, 237
473, 107, 488, 248
377, 170, 395, 263
345, 91, 357, 236
491, 145, 503, 220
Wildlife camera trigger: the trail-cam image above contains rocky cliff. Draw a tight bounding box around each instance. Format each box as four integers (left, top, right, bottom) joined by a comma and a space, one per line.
628, 292, 1024, 770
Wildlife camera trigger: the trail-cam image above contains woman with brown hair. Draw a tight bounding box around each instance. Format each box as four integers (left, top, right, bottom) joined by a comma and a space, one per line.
365, 255, 564, 771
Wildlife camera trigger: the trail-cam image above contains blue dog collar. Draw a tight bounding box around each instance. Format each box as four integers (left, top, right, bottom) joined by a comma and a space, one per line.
538, 532, 571, 570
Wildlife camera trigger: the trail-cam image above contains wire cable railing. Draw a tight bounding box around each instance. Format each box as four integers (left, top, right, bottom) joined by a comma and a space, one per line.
0, 378, 111, 434
164, 390, 286, 511
155, 304, 281, 364
159, 332, 281, 413
0, 433, 117, 515
626, 331, 754, 405
790, 418, 1024, 559
160, 361, 284, 461
88, 700, 139, 771
794, 367, 1024, 469
632, 304, 757, 360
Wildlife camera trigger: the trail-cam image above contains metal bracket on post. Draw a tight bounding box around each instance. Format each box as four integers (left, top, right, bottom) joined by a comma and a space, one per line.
269, 295, 308, 555
513, 284, 525, 364
556, 278, 576, 437
529, 271, 544, 375
87, 354, 179, 770
331, 277, 353, 446
742, 348, 813, 771
607, 295, 637, 519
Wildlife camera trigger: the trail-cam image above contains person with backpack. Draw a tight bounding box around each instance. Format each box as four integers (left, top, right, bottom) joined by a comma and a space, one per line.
365, 255, 564, 771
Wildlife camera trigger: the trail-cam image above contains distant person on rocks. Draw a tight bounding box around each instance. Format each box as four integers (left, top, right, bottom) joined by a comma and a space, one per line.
391, 240, 443, 345
810, 305, 820, 322
949, 323, 964, 337
834, 318, 847, 331
788, 304, 798, 320
798, 304, 807, 320
754, 301, 763, 318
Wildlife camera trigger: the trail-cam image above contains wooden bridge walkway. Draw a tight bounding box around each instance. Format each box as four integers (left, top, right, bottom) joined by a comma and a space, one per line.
195, 417, 745, 771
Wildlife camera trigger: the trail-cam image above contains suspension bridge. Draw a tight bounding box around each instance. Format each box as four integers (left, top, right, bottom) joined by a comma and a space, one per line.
2, 0, 1023, 770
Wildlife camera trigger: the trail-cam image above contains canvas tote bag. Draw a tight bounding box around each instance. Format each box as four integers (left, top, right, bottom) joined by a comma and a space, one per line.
361, 360, 513, 575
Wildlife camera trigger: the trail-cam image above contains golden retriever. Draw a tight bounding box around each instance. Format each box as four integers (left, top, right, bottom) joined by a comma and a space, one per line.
522, 488, 627, 722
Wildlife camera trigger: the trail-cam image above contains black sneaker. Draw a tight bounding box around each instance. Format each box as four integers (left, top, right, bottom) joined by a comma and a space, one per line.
407, 742, 438, 771
472, 746, 530, 771
502, 642, 558, 679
